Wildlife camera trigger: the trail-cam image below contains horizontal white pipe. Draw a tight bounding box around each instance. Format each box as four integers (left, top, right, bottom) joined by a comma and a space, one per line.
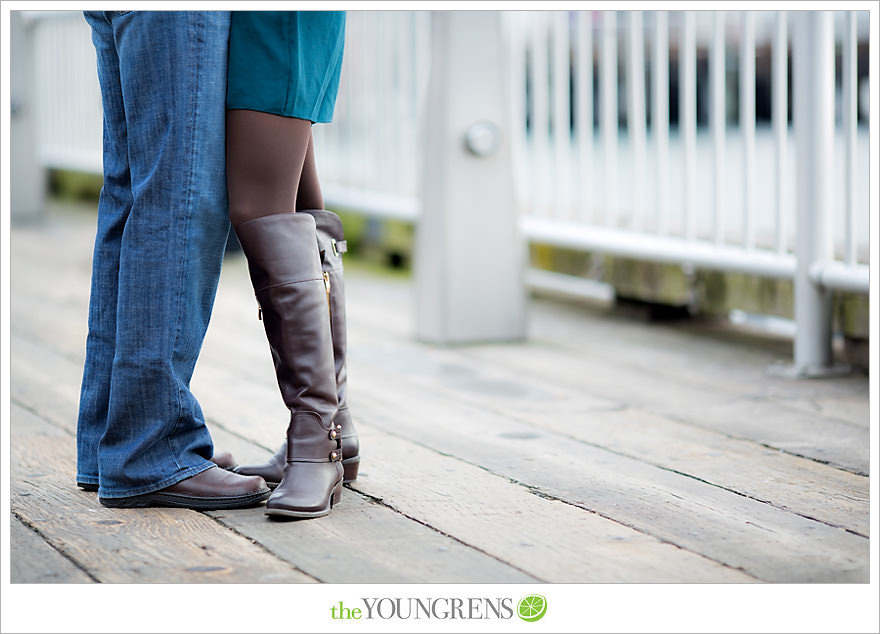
522, 215, 796, 279
809, 261, 869, 294
526, 268, 616, 304
321, 194, 869, 296
40, 149, 102, 175
323, 185, 419, 222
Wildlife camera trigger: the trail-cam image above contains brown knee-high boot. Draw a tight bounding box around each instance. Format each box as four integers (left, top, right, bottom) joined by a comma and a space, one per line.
235, 209, 360, 486
235, 212, 343, 518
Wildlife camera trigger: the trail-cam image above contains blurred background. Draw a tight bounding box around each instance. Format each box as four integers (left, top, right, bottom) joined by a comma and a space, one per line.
8, 9, 872, 371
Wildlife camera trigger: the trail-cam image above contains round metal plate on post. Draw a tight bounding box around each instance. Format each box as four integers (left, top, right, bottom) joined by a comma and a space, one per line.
464, 121, 501, 157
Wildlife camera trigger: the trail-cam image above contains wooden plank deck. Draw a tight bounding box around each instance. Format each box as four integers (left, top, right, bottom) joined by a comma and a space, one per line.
7, 201, 871, 591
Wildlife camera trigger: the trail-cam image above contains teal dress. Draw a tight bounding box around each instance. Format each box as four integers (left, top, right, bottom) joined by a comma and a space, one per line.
227, 11, 345, 123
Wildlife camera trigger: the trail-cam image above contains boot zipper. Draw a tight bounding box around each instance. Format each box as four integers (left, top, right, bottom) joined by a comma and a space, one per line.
257, 304, 262, 320
323, 272, 332, 314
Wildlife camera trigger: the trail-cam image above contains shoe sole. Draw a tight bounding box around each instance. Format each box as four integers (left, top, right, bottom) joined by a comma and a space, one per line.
265, 480, 343, 520
78, 482, 99, 492
99, 489, 270, 510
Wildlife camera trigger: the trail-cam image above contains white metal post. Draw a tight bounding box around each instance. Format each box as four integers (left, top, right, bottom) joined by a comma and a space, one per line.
10, 11, 46, 223
414, 11, 527, 344
792, 11, 835, 374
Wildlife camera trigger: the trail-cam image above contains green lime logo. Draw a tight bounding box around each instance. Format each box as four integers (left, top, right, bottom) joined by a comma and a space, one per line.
517, 594, 547, 622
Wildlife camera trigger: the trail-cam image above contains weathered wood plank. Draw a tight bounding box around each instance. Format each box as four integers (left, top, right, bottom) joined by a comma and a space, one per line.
10, 334, 83, 434
341, 335, 869, 536
346, 426, 756, 583
9, 406, 317, 584
204, 424, 538, 583
208, 492, 539, 584
452, 337, 870, 475
9, 290, 88, 358
10, 515, 96, 584
340, 272, 870, 473
195, 365, 756, 583
564, 408, 869, 536
348, 369, 869, 582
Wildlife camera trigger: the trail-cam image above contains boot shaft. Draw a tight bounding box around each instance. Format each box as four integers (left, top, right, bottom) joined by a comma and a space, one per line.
233, 212, 338, 426
235, 212, 323, 292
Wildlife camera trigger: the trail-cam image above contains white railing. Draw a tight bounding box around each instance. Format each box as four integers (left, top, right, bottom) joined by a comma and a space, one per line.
17, 10, 871, 369
507, 11, 869, 273
28, 11, 103, 174
314, 10, 430, 220
321, 10, 869, 274
319, 10, 870, 370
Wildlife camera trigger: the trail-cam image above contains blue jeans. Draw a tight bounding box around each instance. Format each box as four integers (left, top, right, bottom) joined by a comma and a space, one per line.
77, 11, 231, 498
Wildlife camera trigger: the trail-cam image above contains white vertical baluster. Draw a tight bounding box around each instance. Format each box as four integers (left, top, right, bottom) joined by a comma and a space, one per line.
773, 11, 788, 254
843, 10, 858, 265
711, 12, 726, 244
359, 12, 371, 190
415, 11, 432, 105
393, 11, 408, 196
507, 12, 530, 214
740, 10, 756, 249
681, 11, 696, 239
601, 11, 618, 226
628, 11, 646, 231
532, 13, 551, 216
415, 11, 432, 195
553, 11, 573, 219
378, 13, 392, 192
653, 11, 669, 235
341, 12, 356, 187
576, 11, 594, 222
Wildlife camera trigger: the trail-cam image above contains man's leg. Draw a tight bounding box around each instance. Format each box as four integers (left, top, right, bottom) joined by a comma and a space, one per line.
76, 11, 132, 489
95, 11, 233, 497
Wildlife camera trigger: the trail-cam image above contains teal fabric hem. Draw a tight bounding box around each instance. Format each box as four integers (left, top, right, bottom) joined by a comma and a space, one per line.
226, 105, 332, 125
226, 11, 345, 124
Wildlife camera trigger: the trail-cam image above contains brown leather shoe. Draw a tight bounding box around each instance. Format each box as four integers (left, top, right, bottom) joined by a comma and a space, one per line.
98, 466, 270, 510
78, 451, 240, 492
210, 451, 238, 470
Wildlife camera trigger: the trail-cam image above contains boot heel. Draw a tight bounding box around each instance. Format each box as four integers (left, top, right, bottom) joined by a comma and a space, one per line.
342, 456, 360, 483
331, 481, 343, 507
